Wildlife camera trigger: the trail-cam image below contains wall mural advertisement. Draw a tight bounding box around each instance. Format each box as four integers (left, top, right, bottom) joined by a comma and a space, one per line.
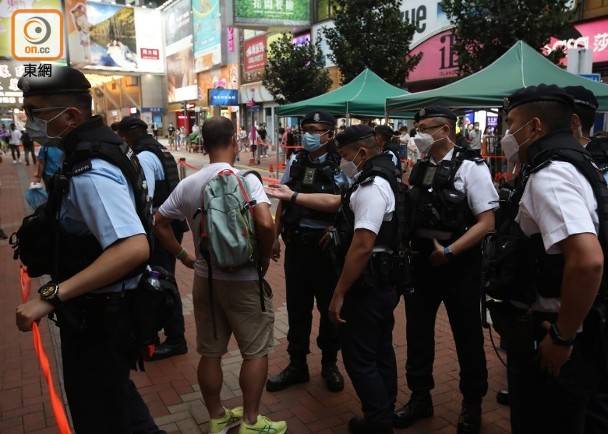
234, 0, 310, 27
0, 0, 65, 60
192, 0, 222, 72
65, 1, 163, 72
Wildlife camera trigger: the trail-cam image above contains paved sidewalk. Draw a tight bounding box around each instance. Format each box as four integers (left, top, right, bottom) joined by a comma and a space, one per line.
0, 153, 511, 434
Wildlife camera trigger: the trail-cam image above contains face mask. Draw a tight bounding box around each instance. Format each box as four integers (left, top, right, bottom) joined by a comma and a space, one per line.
302, 131, 329, 152
340, 149, 362, 179
25, 108, 70, 146
414, 133, 434, 154
501, 120, 533, 164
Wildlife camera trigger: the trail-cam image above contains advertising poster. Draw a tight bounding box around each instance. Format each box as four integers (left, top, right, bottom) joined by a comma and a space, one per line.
234, 0, 310, 27
163, 0, 192, 50
192, 0, 222, 72
0, 60, 25, 106
400, 0, 450, 45
0, 0, 64, 59
167, 43, 198, 102
197, 64, 238, 106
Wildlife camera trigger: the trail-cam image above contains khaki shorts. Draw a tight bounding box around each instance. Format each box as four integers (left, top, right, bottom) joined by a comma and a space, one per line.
193, 275, 274, 359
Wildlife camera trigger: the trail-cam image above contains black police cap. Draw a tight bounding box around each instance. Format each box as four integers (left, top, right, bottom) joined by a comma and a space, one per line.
117, 116, 148, 131
18, 65, 91, 97
374, 124, 394, 138
335, 124, 374, 148
301, 110, 336, 127
563, 86, 599, 111
415, 105, 457, 122
504, 84, 574, 112
110, 122, 120, 131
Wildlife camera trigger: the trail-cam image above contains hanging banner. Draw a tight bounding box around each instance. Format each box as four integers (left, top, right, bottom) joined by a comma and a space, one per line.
234, 0, 311, 27
192, 0, 222, 72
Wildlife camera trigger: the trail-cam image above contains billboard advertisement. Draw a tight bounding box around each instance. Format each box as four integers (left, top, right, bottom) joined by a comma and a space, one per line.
400, 0, 450, 45
544, 18, 608, 64
198, 64, 239, 106
0, 60, 25, 106
0, 0, 65, 60
234, 0, 311, 27
407, 29, 458, 83
209, 89, 238, 106
192, 0, 222, 72
65, 1, 163, 72
163, 0, 192, 50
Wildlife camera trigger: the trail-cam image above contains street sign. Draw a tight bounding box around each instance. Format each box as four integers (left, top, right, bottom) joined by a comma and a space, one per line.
579, 73, 601, 82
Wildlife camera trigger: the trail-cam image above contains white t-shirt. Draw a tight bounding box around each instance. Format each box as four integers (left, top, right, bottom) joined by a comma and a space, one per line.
431, 148, 498, 216
9, 129, 21, 145
158, 162, 271, 280
516, 161, 599, 312
350, 176, 395, 239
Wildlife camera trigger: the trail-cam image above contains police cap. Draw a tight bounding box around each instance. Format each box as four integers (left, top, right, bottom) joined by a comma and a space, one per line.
374, 124, 394, 138
504, 84, 574, 112
117, 116, 148, 132
415, 105, 457, 122
335, 124, 374, 148
563, 86, 599, 111
110, 122, 121, 131
301, 111, 336, 128
18, 65, 91, 97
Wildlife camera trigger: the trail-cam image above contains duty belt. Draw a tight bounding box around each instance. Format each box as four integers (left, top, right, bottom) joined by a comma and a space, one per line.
414, 228, 454, 241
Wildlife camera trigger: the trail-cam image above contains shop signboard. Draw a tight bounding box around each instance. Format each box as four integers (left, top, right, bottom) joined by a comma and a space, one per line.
579, 73, 601, 82
209, 89, 239, 106
65, 1, 163, 72
242, 34, 266, 84
544, 18, 608, 64
192, 0, 222, 72
163, 0, 192, 51
0, 60, 25, 106
234, 0, 311, 27
406, 28, 459, 83
400, 0, 451, 45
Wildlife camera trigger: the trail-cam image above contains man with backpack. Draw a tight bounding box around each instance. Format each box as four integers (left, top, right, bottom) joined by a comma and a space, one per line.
117, 115, 188, 360
14, 66, 162, 434
153, 117, 287, 434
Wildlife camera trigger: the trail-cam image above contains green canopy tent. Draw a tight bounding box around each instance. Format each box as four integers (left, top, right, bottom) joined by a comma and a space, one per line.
386, 40, 608, 114
277, 68, 411, 118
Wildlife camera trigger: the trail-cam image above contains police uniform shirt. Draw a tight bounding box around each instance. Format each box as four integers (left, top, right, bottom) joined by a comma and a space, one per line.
60, 158, 146, 292
137, 150, 165, 200
516, 161, 599, 312
281, 152, 350, 229
430, 148, 498, 216
350, 174, 395, 248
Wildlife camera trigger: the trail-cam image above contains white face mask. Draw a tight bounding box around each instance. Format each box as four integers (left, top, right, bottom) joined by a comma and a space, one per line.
414, 133, 433, 154
501, 120, 533, 164
340, 149, 362, 179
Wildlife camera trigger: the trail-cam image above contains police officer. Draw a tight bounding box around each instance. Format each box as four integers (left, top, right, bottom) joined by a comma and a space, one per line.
266, 110, 347, 393
374, 124, 402, 172
266, 124, 402, 433
117, 116, 188, 360
14, 66, 164, 433
490, 84, 608, 434
395, 106, 497, 434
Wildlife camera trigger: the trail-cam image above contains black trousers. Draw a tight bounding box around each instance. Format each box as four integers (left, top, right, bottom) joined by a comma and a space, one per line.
23, 145, 36, 164
508, 333, 608, 434
10, 144, 20, 160
284, 236, 340, 365
149, 230, 185, 343
59, 293, 160, 434
340, 284, 399, 426
404, 248, 488, 402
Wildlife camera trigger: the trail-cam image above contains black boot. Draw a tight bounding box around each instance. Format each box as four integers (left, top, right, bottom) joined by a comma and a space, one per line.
348, 417, 393, 434
393, 391, 433, 428
266, 362, 309, 392
457, 401, 481, 434
148, 339, 187, 361
321, 364, 344, 392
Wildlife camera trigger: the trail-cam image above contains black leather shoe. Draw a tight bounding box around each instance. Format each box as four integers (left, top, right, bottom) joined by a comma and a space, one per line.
393, 392, 433, 428
457, 401, 481, 434
496, 389, 509, 406
266, 364, 309, 392
148, 340, 187, 361
321, 364, 344, 392
348, 417, 393, 434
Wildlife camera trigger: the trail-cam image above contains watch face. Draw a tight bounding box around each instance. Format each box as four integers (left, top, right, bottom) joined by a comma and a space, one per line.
40, 284, 56, 298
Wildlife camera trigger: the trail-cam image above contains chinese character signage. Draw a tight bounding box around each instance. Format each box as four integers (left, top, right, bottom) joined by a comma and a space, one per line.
234, 0, 311, 27
244, 35, 267, 72
192, 0, 222, 72
544, 18, 608, 64
208, 89, 239, 106
0, 61, 26, 106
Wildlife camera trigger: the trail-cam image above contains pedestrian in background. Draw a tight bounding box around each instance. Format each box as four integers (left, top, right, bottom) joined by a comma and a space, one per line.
8, 123, 21, 164
34, 144, 64, 189
21, 130, 36, 166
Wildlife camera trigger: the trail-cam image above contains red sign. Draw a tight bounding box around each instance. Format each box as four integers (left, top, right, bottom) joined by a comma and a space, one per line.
244, 35, 267, 73
544, 18, 608, 64
407, 29, 460, 83
140, 48, 160, 60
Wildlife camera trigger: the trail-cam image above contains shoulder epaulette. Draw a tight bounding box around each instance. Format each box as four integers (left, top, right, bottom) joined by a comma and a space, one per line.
70, 159, 93, 176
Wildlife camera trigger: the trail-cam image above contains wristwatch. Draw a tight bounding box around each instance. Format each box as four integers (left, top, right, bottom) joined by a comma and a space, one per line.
38, 282, 63, 309
549, 322, 575, 347
443, 245, 455, 260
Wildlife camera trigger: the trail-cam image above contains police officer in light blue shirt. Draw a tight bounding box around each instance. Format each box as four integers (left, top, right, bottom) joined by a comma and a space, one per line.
15, 65, 164, 434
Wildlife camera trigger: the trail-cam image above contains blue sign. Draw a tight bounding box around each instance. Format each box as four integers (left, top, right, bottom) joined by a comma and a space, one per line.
142, 107, 164, 113
579, 73, 601, 82
209, 89, 239, 106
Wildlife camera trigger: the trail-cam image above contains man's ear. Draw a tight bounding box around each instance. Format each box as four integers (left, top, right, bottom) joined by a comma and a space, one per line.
570, 113, 582, 131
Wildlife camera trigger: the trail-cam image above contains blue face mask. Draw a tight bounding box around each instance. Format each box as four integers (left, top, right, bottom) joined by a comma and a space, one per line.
302, 131, 329, 152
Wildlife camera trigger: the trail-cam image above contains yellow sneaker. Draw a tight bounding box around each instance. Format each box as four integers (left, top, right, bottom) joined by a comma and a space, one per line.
210, 407, 243, 434
238, 415, 287, 434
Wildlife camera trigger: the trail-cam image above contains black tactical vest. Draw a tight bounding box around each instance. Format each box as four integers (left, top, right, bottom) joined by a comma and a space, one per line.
587, 136, 608, 175
131, 134, 181, 208
282, 149, 342, 232
483, 131, 608, 303
408, 146, 482, 244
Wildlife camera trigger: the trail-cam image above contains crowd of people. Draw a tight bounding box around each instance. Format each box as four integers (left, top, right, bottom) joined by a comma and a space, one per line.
7, 65, 608, 434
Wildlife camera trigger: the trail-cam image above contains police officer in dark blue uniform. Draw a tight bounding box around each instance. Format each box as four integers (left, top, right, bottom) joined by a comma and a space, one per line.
14, 66, 164, 434
374, 125, 402, 172
395, 106, 497, 434
266, 111, 348, 393
117, 116, 188, 360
